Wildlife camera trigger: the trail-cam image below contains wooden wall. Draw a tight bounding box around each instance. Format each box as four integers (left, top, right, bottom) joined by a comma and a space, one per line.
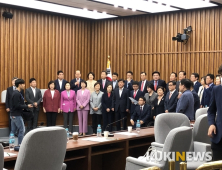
0, 7, 91, 93
91, 7, 222, 82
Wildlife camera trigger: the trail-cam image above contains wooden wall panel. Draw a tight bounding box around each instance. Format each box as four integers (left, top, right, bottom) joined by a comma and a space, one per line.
91, 7, 222, 82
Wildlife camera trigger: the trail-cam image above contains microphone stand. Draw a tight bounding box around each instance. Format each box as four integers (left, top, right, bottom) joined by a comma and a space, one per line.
105, 116, 127, 131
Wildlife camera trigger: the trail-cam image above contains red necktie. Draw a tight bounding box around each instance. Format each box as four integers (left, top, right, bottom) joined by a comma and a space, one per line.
154, 81, 157, 91
133, 91, 136, 98
140, 81, 144, 91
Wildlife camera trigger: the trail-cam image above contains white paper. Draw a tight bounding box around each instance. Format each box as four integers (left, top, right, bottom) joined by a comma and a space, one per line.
115, 132, 138, 136
4, 152, 17, 157
82, 137, 111, 142
129, 97, 138, 105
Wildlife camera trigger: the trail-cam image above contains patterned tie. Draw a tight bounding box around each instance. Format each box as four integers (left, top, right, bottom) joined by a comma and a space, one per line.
133, 91, 136, 98
140, 81, 144, 91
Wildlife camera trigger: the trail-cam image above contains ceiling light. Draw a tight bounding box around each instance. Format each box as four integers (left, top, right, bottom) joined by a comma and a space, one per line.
0, 0, 117, 19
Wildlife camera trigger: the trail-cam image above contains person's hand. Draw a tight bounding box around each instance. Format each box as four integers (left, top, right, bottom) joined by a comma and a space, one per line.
75, 81, 79, 85
200, 105, 203, 108
80, 106, 84, 109
205, 85, 209, 89
153, 116, 156, 120
165, 110, 168, 113
33, 102, 37, 107
126, 109, 129, 112
6, 108, 10, 112
130, 119, 134, 125
43, 107, 46, 113
106, 108, 110, 112
140, 120, 144, 124
28, 104, 33, 108
178, 93, 182, 99
74, 108, 76, 112
131, 101, 134, 104
208, 125, 216, 138
94, 108, 98, 111
112, 108, 114, 111
58, 108, 61, 113
152, 107, 154, 110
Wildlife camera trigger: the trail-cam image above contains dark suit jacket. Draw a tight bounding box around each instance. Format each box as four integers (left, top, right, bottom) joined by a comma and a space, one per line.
25, 87, 42, 111
191, 90, 200, 117
129, 90, 144, 114
131, 104, 151, 124
124, 79, 133, 92
112, 81, 119, 90
112, 88, 130, 112
153, 97, 165, 116
139, 80, 149, 95
150, 79, 166, 92
176, 81, 180, 92
43, 89, 61, 112
201, 84, 215, 107
194, 81, 201, 93
166, 81, 179, 94
102, 92, 113, 113
70, 78, 84, 93
54, 79, 67, 93
208, 85, 222, 143
164, 90, 178, 112
6, 86, 24, 109
97, 79, 111, 93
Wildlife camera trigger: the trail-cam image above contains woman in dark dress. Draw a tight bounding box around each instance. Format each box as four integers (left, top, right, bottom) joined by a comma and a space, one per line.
102, 84, 114, 132
153, 86, 165, 120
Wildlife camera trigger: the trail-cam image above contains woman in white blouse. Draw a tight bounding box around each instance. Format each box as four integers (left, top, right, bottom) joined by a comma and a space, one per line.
198, 76, 206, 103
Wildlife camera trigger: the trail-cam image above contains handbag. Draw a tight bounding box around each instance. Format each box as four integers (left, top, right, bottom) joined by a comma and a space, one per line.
138, 146, 161, 163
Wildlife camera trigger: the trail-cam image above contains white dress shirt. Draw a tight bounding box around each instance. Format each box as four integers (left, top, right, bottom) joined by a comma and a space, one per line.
141, 80, 147, 91
119, 87, 124, 97
51, 90, 55, 98
58, 79, 63, 89
31, 87, 36, 97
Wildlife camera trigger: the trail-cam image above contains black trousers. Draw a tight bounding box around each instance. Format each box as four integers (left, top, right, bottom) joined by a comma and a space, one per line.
115, 109, 127, 131
27, 108, 40, 132
103, 111, 114, 132
211, 138, 222, 161
46, 112, 57, 126
92, 114, 102, 134
8, 111, 11, 132
63, 112, 74, 133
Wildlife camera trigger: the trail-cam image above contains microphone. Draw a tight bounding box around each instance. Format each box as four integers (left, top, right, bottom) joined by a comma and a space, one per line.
105, 116, 127, 131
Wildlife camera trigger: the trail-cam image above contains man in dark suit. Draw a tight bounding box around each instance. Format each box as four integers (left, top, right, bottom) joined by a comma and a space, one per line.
130, 97, 151, 127
190, 73, 201, 93
177, 71, 186, 98
208, 64, 222, 161
97, 70, 111, 93
164, 81, 178, 113
124, 71, 134, 91
201, 74, 215, 107
25, 78, 42, 133
129, 81, 143, 116
150, 71, 166, 92
190, 80, 200, 118
112, 72, 119, 89
54, 70, 67, 93
5, 77, 24, 132
70, 70, 84, 93
112, 79, 130, 130
166, 72, 177, 93
139, 72, 149, 95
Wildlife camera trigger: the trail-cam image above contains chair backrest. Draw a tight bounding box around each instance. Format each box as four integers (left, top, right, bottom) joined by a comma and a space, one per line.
1, 90, 7, 103
195, 108, 208, 120
0, 144, 4, 170
161, 126, 192, 170
193, 114, 211, 144
14, 127, 67, 170
40, 89, 47, 101
154, 113, 190, 144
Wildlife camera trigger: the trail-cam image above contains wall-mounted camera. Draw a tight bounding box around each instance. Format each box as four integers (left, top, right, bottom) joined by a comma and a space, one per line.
172, 26, 192, 44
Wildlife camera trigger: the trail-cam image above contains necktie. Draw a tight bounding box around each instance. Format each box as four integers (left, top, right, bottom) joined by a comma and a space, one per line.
77, 79, 79, 87
133, 91, 136, 98
154, 81, 157, 91
140, 81, 144, 91
140, 106, 142, 113
103, 80, 105, 89
169, 92, 172, 99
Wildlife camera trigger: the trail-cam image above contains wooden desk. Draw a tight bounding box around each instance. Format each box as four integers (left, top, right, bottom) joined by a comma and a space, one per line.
4, 128, 155, 170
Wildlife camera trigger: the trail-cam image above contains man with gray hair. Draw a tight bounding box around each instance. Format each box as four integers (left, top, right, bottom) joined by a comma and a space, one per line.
6, 77, 24, 133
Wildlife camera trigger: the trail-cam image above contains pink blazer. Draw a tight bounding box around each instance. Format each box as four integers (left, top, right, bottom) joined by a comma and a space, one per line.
60, 90, 76, 113
76, 89, 90, 111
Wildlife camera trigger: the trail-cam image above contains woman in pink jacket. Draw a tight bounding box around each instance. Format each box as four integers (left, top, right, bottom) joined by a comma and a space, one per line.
76, 80, 90, 136
60, 82, 76, 134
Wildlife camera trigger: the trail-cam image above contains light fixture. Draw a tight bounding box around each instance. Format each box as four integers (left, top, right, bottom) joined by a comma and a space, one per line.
0, 0, 117, 19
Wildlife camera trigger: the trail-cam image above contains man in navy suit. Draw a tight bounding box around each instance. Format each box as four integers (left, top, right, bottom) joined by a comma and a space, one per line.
124, 71, 133, 91
176, 79, 194, 120
150, 71, 166, 92
139, 72, 149, 95
112, 72, 119, 89
70, 70, 84, 93
166, 72, 178, 93
54, 70, 67, 93
201, 74, 215, 107
130, 97, 151, 127
208, 65, 222, 160
97, 71, 111, 93
112, 79, 130, 130
164, 81, 178, 113
129, 81, 143, 116
190, 80, 200, 119
190, 73, 201, 93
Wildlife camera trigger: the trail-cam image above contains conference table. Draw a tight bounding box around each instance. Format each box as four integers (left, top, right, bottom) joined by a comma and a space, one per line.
4, 128, 155, 170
